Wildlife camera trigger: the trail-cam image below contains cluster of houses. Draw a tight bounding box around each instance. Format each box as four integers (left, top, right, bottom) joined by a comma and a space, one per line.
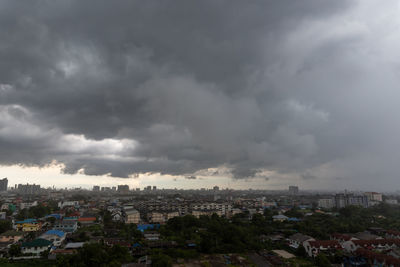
287, 229, 400, 266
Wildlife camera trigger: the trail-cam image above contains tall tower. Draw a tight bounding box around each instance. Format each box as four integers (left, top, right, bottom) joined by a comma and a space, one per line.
0, 178, 8, 191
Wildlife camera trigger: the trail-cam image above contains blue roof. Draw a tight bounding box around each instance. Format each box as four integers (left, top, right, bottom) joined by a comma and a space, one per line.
133, 243, 141, 247
46, 214, 62, 219
288, 217, 301, 222
16, 219, 37, 224
137, 224, 160, 232
44, 230, 65, 237
63, 216, 78, 220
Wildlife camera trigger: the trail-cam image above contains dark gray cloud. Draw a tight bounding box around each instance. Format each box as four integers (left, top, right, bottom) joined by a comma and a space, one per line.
1, 0, 400, 189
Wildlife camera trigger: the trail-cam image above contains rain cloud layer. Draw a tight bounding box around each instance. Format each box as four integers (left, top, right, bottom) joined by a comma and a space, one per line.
1, 0, 400, 189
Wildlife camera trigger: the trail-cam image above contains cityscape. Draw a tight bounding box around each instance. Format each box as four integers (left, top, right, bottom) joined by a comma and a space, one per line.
1, 177, 400, 266
1, 0, 400, 266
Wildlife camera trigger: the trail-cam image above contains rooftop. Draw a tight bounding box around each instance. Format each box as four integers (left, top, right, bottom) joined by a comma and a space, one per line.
22, 238, 52, 248
43, 230, 65, 237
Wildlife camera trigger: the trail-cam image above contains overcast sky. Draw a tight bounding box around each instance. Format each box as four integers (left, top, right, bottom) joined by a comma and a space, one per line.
1, 0, 400, 191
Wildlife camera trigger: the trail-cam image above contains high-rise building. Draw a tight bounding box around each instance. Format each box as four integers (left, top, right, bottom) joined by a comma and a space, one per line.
118, 184, 129, 193
334, 193, 369, 208
153, 186, 157, 191
17, 183, 41, 194
93, 186, 100, 192
318, 198, 335, 209
289, 186, 299, 195
0, 178, 8, 191
213, 186, 220, 191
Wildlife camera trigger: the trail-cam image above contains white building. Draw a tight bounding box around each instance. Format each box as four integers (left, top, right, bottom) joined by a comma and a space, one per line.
125, 209, 140, 224
20, 201, 38, 210
318, 198, 335, 209
58, 201, 79, 209
40, 230, 66, 247
21, 238, 52, 255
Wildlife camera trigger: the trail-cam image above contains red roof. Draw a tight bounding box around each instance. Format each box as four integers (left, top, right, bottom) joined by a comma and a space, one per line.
387, 230, 400, 236
331, 233, 352, 241
308, 240, 341, 248
356, 248, 400, 267
78, 217, 96, 222
353, 239, 400, 247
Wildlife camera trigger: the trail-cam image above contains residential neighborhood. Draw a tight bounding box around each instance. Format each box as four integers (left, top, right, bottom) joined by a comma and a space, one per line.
0, 182, 400, 266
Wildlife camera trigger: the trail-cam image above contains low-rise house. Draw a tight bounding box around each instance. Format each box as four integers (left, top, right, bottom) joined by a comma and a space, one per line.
356, 248, 400, 266
191, 210, 222, 218
0, 230, 24, 243
20, 201, 38, 210
104, 238, 131, 248
111, 210, 123, 222
165, 211, 179, 221
54, 220, 78, 233
148, 212, 165, 223
0, 212, 6, 220
58, 201, 79, 209
343, 239, 400, 253
15, 219, 41, 232
272, 215, 288, 222
353, 231, 382, 240
125, 209, 140, 224
45, 214, 63, 220
303, 240, 342, 257
40, 230, 66, 247
49, 249, 77, 260
21, 238, 52, 255
64, 242, 85, 250
288, 233, 314, 249
331, 233, 357, 246
144, 231, 160, 241
78, 217, 97, 225
386, 230, 400, 239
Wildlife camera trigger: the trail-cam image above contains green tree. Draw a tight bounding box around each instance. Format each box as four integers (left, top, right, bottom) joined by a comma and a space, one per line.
315, 253, 331, 267
0, 220, 11, 234
9, 244, 21, 257
151, 254, 172, 267
295, 245, 307, 258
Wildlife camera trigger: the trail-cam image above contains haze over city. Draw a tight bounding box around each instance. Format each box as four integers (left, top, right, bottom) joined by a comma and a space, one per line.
1, 0, 400, 191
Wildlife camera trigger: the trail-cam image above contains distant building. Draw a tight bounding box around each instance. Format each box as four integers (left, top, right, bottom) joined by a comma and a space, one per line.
289, 186, 299, 195
364, 192, 383, 204
17, 183, 41, 194
58, 201, 79, 209
0, 178, 8, 191
334, 193, 369, 208
118, 185, 129, 193
92, 186, 100, 192
153, 186, 157, 191
386, 199, 398, 205
213, 186, 220, 191
125, 209, 140, 224
318, 198, 335, 209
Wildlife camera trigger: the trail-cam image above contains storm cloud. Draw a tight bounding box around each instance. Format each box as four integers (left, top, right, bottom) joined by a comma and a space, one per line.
1, 0, 400, 189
